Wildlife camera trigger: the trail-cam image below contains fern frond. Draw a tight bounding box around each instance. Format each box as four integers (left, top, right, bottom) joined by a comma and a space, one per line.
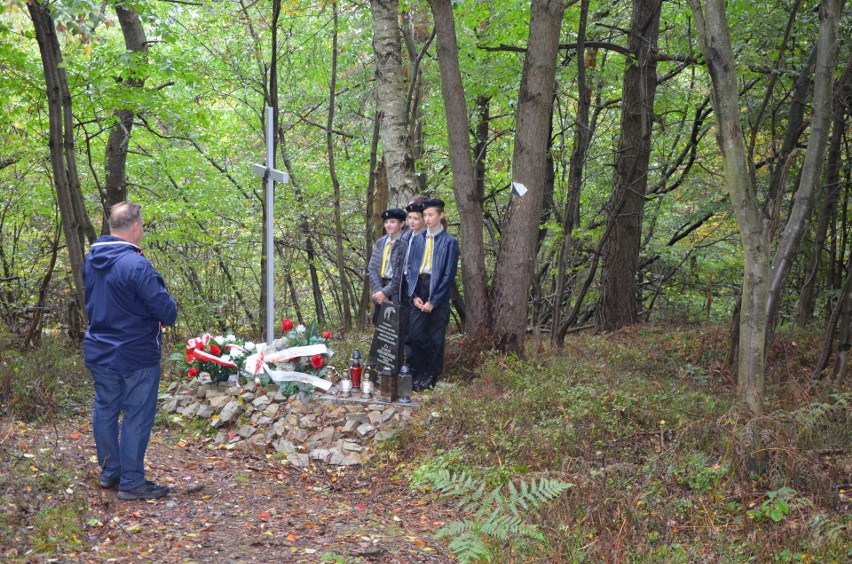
446, 530, 491, 564
419, 468, 573, 562
436, 518, 478, 538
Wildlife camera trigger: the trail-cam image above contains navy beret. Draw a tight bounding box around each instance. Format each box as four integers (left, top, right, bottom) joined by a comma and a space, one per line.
405, 202, 424, 213
421, 198, 445, 211
381, 208, 406, 221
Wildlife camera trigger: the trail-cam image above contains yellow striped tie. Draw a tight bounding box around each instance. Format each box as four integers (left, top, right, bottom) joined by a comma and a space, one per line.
419, 235, 433, 274
380, 239, 393, 277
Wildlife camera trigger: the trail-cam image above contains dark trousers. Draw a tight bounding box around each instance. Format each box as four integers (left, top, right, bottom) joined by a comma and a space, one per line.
92, 365, 161, 490
408, 300, 450, 379
400, 278, 412, 362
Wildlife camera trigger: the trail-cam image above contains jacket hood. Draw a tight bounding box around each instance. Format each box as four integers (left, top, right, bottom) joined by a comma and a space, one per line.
87, 236, 141, 271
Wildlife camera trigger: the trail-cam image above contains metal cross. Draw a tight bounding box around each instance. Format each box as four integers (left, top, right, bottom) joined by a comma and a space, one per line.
251, 106, 289, 343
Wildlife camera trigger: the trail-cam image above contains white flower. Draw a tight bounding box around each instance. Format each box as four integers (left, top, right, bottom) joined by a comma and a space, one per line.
213, 335, 225, 346
244, 341, 256, 351
230, 349, 245, 359
225, 334, 237, 342
296, 324, 306, 333
220, 354, 231, 363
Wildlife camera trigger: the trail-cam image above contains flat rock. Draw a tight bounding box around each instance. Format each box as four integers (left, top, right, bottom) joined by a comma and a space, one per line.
287, 453, 310, 467
356, 423, 376, 438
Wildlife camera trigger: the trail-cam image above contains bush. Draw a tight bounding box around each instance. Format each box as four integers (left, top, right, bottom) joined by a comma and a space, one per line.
0, 338, 91, 421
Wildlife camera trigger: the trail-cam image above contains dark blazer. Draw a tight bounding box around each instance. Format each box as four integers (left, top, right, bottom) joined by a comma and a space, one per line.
404, 229, 459, 309
368, 230, 408, 304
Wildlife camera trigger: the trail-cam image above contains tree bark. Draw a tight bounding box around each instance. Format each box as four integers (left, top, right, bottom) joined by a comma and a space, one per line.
490, 0, 565, 353
429, 0, 490, 337
764, 0, 841, 348
371, 0, 418, 205
103, 4, 148, 219
797, 54, 852, 326
27, 0, 91, 328
22, 221, 60, 349
687, 0, 770, 416
552, 0, 591, 345
796, 112, 844, 326
596, 0, 661, 332
328, 2, 352, 329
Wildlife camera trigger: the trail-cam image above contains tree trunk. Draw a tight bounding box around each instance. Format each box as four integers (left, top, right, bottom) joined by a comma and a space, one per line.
328, 2, 352, 330
687, 0, 770, 417
371, 0, 418, 205
103, 4, 148, 219
490, 0, 565, 353
764, 0, 841, 346
830, 261, 852, 382
811, 251, 850, 380
27, 0, 90, 328
796, 112, 845, 325
279, 138, 326, 324
552, 0, 591, 344
596, 0, 661, 332
797, 54, 852, 326
429, 0, 490, 337
22, 221, 60, 349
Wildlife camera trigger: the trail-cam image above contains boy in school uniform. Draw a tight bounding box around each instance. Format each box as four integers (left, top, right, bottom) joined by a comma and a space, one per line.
399, 196, 428, 362
404, 198, 459, 390
368, 208, 408, 326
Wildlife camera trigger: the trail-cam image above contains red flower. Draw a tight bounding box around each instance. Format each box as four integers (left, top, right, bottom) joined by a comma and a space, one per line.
281, 318, 294, 332
310, 354, 324, 369
210, 344, 221, 356
322, 331, 332, 339
187, 367, 199, 378
195, 341, 204, 350
186, 349, 194, 362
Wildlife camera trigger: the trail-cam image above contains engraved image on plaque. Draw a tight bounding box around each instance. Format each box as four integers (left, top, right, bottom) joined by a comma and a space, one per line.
369, 301, 404, 375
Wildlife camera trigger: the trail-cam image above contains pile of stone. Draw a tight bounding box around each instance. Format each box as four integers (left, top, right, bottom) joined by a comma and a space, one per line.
158, 378, 418, 467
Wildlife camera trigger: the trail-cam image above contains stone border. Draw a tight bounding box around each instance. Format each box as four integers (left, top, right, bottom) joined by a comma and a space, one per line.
159, 379, 420, 466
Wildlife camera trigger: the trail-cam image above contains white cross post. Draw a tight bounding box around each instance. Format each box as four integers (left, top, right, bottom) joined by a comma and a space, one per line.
251, 106, 289, 343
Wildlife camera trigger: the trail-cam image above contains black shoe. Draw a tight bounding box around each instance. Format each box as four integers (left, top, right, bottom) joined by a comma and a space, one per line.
413, 375, 432, 391
100, 477, 158, 490
99, 476, 119, 489
117, 481, 170, 500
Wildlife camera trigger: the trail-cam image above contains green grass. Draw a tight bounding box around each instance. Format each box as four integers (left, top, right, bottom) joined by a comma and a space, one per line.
396, 324, 851, 562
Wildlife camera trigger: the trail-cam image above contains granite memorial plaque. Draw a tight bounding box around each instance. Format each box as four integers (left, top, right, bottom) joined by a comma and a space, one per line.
369, 301, 403, 373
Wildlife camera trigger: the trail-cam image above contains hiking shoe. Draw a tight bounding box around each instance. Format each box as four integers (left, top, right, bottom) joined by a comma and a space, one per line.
101, 478, 158, 490
117, 481, 170, 500
98, 477, 119, 490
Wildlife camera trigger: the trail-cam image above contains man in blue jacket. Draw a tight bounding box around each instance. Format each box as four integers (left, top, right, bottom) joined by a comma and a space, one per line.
405, 198, 459, 390
83, 201, 177, 500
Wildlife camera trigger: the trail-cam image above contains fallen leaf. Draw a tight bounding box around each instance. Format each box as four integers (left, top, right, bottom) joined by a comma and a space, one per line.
287, 533, 297, 542
259, 511, 271, 519
69, 432, 82, 439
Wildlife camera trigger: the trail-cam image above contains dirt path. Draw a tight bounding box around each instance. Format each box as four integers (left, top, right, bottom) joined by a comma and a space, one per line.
8, 419, 456, 562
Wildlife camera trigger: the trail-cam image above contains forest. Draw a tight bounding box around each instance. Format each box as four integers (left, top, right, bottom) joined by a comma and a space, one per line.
1, 0, 851, 561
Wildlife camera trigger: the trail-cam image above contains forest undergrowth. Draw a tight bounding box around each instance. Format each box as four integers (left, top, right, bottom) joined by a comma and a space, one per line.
1, 323, 849, 562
